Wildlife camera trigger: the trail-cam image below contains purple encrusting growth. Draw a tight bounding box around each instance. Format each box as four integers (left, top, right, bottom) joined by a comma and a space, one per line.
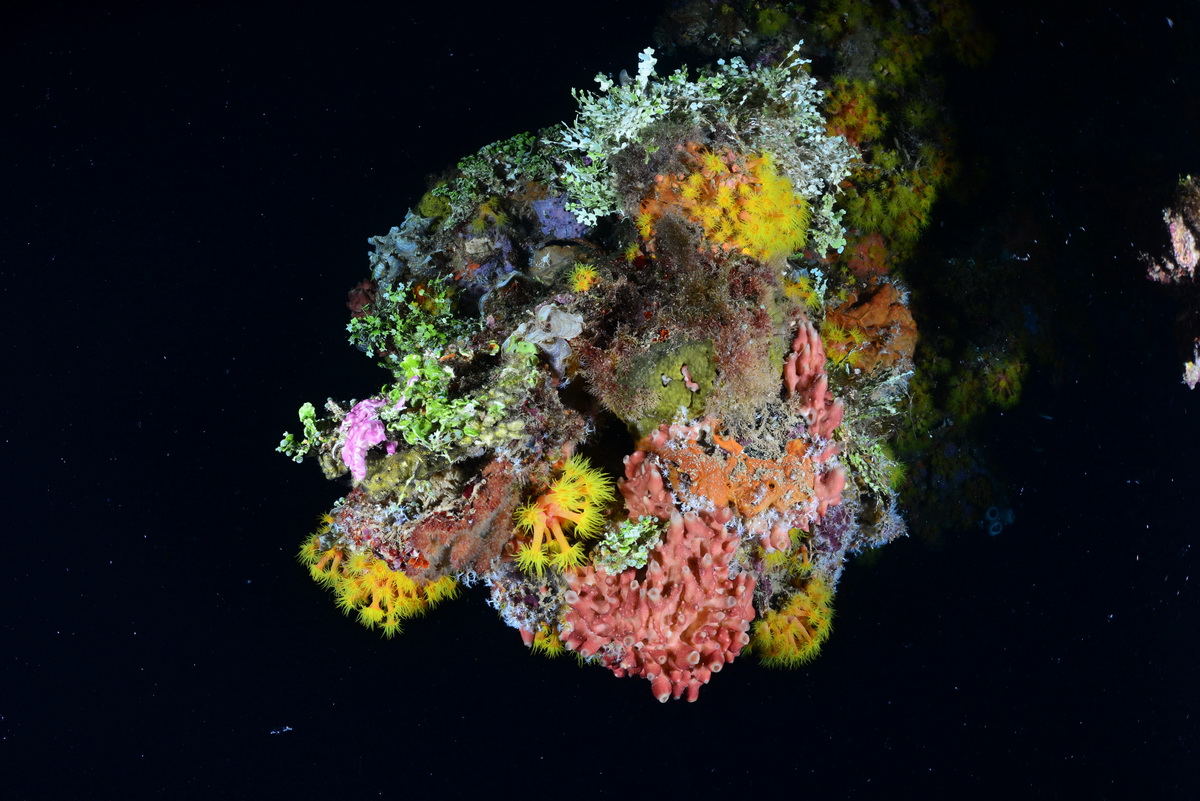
532, 195, 589, 240
454, 231, 519, 297
813, 502, 853, 554
479, 233, 518, 281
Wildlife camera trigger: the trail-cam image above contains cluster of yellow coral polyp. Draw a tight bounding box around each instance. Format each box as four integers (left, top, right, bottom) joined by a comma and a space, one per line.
513, 456, 615, 575
299, 525, 458, 638
824, 77, 887, 147
560, 505, 755, 703
637, 142, 809, 264
752, 574, 834, 667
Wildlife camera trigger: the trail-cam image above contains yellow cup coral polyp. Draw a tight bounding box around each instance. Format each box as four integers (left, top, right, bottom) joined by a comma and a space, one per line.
570, 262, 600, 293
514, 455, 615, 575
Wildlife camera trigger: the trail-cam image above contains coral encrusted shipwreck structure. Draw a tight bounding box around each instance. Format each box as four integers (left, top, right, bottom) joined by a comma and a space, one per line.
280, 30, 927, 702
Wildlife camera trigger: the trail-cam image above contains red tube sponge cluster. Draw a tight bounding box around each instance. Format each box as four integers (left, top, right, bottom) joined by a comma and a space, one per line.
784, 318, 845, 440
561, 506, 755, 703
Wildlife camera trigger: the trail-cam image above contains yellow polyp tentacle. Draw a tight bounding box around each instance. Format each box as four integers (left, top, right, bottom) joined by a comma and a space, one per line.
516, 542, 549, 576
334, 588, 359, 616
396, 596, 426, 618
309, 548, 345, 586
576, 504, 606, 538
393, 570, 418, 596
358, 595, 385, 626
344, 551, 372, 576
548, 518, 572, 556
424, 575, 459, 604
516, 503, 551, 554
551, 541, 587, 571
311, 551, 333, 574
544, 489, 581, 517
297, 535, 323, 566
570, 459, 616, 504
792, 619, 814, 643
530, 624, 566, 657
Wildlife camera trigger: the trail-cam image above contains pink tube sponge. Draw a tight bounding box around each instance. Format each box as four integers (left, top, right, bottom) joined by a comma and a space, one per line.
617, 449, 677, 519
784, 318, 844, 439
561, 506, 755, 702
341, 398, 388, 482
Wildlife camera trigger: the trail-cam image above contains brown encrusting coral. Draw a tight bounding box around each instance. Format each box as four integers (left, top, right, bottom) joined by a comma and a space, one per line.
822, 281, 917, 375
407, 458, 523, 580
